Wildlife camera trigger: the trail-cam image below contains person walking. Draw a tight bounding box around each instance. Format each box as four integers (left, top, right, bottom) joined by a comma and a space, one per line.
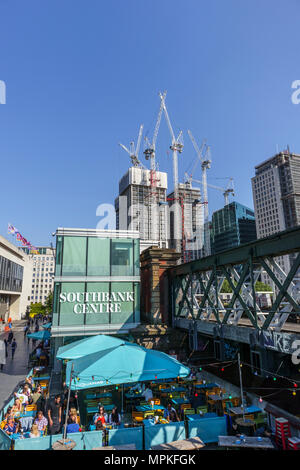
7, 330, 13, 344
11, 338, 17, 360
0, 339, 6, 371
24, 324, 29, 338
27, 329, 31, 345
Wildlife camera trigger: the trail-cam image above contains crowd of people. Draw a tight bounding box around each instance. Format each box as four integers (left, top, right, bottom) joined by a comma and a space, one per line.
0, 386, 83, 439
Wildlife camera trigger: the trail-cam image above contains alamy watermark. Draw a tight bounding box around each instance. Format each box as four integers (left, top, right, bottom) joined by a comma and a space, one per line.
291, 80, 300, 104
0, 80, 6, 104
95, 198, 205, 250
291, 340, 300, 365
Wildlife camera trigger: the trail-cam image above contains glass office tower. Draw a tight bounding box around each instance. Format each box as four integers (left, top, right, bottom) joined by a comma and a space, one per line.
211, 202, 257, 254
51, 228, 140, 356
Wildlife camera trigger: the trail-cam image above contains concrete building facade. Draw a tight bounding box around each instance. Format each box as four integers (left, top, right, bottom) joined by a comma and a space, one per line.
115, 167, 168, 252
0, 235, 33, 321
251, 150, 300, 276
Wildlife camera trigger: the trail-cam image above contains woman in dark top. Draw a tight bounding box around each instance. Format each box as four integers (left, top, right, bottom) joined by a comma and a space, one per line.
109, 407, 121, 425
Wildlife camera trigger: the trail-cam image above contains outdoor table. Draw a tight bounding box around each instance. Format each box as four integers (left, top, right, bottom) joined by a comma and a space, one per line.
125, 392, 144, 399
86, 404, 116, 415
218, 435, 275, 449
171, 397, 190, 406
187, 412, 218, 421
194, 383, 218, 390
135, 405, 165, 414
11, 432, 30, 440
230, 405, 262, 415
160, 387, 186, 394
19, 416, 34, 432
16, 410, 36, 418
32, 376, 50, 381
85, 392, 112, 400
151, 437, 205, 450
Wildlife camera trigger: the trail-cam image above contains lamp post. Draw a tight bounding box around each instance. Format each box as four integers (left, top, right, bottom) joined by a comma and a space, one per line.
238, 353, 246, 422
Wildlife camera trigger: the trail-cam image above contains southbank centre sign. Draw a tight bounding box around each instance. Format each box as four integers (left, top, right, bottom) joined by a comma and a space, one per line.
59, 290, 135, 314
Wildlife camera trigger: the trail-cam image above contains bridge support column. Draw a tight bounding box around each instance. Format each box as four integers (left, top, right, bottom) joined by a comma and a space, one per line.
140, 247, 181, 325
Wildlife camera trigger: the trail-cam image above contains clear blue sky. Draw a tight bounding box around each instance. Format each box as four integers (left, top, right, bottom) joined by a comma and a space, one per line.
1, 0, 300, 246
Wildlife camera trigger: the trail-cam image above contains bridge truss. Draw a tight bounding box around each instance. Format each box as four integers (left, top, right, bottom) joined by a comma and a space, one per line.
168, 227, 300, 332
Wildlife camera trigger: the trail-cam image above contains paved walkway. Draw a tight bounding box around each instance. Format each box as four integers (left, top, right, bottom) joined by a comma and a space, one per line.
0, 321, 34, 409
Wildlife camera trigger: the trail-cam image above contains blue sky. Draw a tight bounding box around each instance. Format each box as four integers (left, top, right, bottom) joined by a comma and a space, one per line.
1, 0, 300, 246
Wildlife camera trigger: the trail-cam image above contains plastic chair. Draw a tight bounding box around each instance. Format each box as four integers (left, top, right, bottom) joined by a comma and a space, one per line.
132, 411, 144, 422
183, 408, 195, 416
181, 403, 192, 410
26, 404, 37, 412
197, 406, 208, 414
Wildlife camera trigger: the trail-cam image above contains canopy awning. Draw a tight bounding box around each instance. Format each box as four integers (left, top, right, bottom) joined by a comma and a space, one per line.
56, 334, 130, 360
27, 330, 51, 341
65, 341, 190, 390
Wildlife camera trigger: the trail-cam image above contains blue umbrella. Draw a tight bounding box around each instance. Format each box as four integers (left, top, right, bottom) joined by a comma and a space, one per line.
41, 322, 52, 329
66, 342, 190, 390
27, 330, 51, 341
56, 334, 132, 360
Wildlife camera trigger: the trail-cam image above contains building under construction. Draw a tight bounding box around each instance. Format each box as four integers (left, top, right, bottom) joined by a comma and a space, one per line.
115, 167, 169, 252
167, 182, 205, 263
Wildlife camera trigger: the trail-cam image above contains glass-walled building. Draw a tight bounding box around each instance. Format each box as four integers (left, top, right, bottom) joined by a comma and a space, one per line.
51, 228, 140, 355
211, 202, 257, 254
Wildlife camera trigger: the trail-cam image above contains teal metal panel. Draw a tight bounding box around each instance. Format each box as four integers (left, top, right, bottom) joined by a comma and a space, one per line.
108, 427, 143, 450
144, 421, 186, 450
188, 416, 227, 443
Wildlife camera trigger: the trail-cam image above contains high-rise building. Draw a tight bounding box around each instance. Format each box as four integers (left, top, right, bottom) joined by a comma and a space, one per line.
115, 167, 168, 252
30, 247, 56, 304
251, 150, 300, 274
167, 182, 205, 262
211, 202, 257, 254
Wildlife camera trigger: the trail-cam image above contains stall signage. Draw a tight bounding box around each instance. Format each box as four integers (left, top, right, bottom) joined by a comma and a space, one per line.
59, 291, 134, 314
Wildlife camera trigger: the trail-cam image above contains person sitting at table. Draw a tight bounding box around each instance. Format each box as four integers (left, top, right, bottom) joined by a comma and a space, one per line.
130, 382, 145, 394
3, 417, 18, 436
68, 408, 80, 425
66, 414, 80, 434
109, 407, 121, 426
142, 385, 153, 402
11, 398, 23, 415
32, 384, 42, 404
228, 417, 239, 436
34, 410, 48, 434
0, 408, 13, 429
29, 423, 40, 438
195, 369, 202, 382
188, 368, 196, 380
39, 349, 48, 367
93, 405, 108, 426
95, 420, 104, 431
163, 403, 179, 422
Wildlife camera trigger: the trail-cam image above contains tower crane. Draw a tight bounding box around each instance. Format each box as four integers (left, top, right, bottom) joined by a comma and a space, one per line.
144, 91, 166, 172
187, 131, 211, 257
159, 91, 184, 254
186, 175, 235, 206
142, 92, 168, 243
119, 124, 145, 168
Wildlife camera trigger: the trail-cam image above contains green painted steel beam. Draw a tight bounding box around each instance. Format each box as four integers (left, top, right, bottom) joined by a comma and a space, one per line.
168, 226, 300, 277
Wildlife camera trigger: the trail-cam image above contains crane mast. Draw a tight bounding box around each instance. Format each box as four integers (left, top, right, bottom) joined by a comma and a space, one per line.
160, 92, 183, 255
187, 130, 211, 257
